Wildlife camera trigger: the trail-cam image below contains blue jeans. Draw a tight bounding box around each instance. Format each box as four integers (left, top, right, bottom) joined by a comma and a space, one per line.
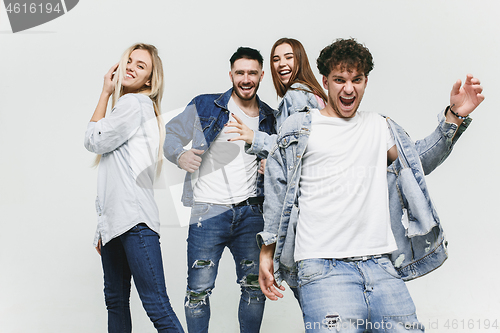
185, 203, 266, 333
298, 256, 424, 333
101, 223, 184, 333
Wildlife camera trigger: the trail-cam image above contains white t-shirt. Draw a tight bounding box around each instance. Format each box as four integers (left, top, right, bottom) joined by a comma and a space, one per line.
193, 97, 259, 204
294, 109, 397, 261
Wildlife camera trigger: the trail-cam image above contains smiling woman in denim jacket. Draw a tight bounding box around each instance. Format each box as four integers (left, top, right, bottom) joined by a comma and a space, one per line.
84, 43, 184, 333
226, 38, 326, 158
270, 38, 327, 129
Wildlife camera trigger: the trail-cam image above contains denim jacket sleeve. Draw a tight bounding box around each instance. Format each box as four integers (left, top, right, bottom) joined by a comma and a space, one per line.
257, 143, 287, 247
246, 84, 318, 158
246, 131, 277, 159
163, 101, 199, 167
84, 94, 142, 155
413, 109, 472, 175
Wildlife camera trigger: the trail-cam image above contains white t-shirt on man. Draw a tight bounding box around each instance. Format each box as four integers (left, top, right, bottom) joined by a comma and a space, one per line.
294, 109, 397, 261
193, 97, 259, 205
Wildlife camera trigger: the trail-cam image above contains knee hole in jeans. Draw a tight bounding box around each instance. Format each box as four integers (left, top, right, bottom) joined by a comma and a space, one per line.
191, 259, 215, 269
240, 277, 265, 305
240, 259, 257, 269
239, 273, 260, 291
185, 289, 211, 309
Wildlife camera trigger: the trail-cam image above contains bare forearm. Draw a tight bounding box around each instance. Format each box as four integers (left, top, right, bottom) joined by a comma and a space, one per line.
260, 243, 276, 260
90, 91, 112, 122
259, 242, 284, 300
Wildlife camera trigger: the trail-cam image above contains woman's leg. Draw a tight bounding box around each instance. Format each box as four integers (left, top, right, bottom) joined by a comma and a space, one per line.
101, 237, 132, 333
120, 223, 184, 333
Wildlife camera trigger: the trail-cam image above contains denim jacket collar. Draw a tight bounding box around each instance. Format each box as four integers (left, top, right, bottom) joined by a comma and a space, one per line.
164, 88, 276, 207
214, 88, 233, 110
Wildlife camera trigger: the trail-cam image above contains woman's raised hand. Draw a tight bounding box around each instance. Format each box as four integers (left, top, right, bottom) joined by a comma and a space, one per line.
225, 113, 255, 145
102, 63, 119, 95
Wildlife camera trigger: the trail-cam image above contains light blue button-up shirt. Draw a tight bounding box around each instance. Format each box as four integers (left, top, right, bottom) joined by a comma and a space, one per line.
84, 93, 161, 246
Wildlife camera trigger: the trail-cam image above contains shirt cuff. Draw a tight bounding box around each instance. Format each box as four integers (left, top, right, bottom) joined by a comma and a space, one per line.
439, 108, 472, 140
246, 130, 266, 155
256, 231, 277, 248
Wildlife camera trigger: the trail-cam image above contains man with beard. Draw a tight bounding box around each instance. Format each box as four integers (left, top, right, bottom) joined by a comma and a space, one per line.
164, 47, 275, 333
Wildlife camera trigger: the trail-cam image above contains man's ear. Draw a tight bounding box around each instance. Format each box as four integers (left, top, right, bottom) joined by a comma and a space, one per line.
260, 70, 264, 82
322, 76, 328, 89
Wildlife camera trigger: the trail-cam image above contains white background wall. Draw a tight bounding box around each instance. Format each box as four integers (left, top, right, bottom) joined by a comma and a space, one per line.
0, 1, 499, 332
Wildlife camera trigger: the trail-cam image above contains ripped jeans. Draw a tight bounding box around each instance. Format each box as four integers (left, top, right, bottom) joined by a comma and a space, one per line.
185, 202, 265, 333
298, 257, 425, 332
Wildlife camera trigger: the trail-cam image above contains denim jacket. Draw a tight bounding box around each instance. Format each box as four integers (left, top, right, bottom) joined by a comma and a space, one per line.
257, 109, 471, 286
164, 88, 275, 206
249, 83, 322, 159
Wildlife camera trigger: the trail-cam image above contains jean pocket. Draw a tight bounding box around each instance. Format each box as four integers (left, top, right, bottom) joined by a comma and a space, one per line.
249, 204, 263, 215
191, 203, 211, 217
377, 256, 402, 279
298, 259, 325, 287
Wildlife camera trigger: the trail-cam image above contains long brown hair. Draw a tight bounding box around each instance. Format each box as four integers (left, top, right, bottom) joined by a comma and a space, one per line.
270, 38, 327, 103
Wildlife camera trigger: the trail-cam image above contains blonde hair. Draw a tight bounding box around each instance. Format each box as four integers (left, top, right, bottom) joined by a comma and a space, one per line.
96, 43, 165, 176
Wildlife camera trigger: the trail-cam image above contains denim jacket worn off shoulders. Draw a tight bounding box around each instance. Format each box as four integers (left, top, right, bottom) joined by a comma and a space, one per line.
163, 88, 275, 207
257, 108, 471, 287
249, 83, 322, 159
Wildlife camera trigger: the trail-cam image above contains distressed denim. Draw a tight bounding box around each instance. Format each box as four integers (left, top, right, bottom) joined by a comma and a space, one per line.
298, 257, 424, 332
163, 89, 275, 207
258, 109, 471, 287
248, 83, 322, 159
185, 203, 266, 333
101, 223, 184, 333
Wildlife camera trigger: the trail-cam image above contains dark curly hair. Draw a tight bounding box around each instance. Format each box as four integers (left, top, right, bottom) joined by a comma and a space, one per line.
317, 38, 374, 77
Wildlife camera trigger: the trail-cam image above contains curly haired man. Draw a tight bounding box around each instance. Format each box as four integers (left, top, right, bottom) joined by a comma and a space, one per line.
258, 38, 484, 332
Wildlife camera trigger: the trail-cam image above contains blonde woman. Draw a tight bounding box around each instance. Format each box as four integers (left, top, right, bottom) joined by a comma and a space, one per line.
84, 43, 184, 333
